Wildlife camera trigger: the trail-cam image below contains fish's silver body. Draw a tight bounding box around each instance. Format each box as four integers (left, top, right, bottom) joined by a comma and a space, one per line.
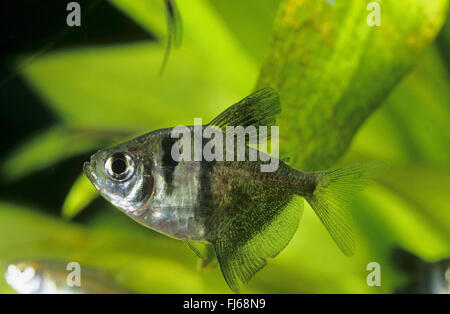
135, 146, 207, 240
85, 128, 209, 241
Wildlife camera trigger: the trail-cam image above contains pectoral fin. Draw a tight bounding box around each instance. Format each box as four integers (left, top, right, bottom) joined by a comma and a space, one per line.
184, 240, 217, 270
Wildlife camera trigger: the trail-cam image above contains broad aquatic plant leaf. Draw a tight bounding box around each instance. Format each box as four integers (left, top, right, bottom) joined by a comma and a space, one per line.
1, 126, 134, 181
1, 127, 99, 180
437, 13, 450, 70
62, 173, 99, 219
20, 42, 249, 130
257, 0, 449, 171
206, 0, 281, 62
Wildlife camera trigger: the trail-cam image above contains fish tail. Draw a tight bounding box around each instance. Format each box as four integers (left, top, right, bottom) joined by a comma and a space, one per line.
303, 161, 385, 256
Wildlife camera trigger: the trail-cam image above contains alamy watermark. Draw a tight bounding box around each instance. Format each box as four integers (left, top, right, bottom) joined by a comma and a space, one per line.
66, 2, 81, 27
66, 261, 81, 287
367, 2, 381, 27
170, 118, 280, 172
366, 262, 381, 287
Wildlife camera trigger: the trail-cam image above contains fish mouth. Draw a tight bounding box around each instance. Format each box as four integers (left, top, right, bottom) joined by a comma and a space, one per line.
83, 162, 92, 181
83, 161, 100, 192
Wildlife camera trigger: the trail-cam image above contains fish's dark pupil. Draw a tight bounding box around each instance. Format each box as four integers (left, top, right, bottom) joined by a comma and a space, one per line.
112, 157, 127, 175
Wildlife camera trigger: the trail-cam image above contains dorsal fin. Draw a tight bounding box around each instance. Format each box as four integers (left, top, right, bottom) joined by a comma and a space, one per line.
207, 88, 281, 142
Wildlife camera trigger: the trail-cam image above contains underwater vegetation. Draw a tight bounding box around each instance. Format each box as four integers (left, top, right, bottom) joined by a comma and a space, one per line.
0, 0, 449, 293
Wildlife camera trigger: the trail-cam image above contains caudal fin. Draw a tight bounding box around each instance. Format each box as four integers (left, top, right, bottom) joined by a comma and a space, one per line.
305, 161, 385, 256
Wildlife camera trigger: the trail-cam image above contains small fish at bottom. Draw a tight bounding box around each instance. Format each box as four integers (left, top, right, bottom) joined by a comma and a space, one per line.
5, 260, 130, 294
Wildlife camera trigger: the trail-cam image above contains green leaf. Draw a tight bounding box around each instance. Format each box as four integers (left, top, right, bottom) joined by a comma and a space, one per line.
62, 173, 99, 219
437, 12, 450, 69
257, 0, 449, 170
206, 0, 282, 62
1, 127, 99, 180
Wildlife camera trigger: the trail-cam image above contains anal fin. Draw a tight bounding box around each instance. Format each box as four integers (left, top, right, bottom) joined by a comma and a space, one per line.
213, 196, 303, 292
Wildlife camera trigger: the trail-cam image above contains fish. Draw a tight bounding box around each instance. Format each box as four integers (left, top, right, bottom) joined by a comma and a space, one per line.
392, 249, 450, 294
5, 260, 130, 294
83, 87, 384, 292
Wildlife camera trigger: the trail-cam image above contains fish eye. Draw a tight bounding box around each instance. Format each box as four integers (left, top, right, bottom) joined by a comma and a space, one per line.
105, 152, 135, 182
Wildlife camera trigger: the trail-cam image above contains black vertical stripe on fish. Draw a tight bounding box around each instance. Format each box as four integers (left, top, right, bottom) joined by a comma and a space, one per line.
161, 136, 179, 195
198, 158, 214, 212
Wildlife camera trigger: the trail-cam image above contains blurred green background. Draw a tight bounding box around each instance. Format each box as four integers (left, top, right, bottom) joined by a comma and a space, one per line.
0, 0, 449, 293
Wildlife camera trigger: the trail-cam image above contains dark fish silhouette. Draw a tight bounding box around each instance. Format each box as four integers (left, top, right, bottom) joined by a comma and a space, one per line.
393, 249, 449, 294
